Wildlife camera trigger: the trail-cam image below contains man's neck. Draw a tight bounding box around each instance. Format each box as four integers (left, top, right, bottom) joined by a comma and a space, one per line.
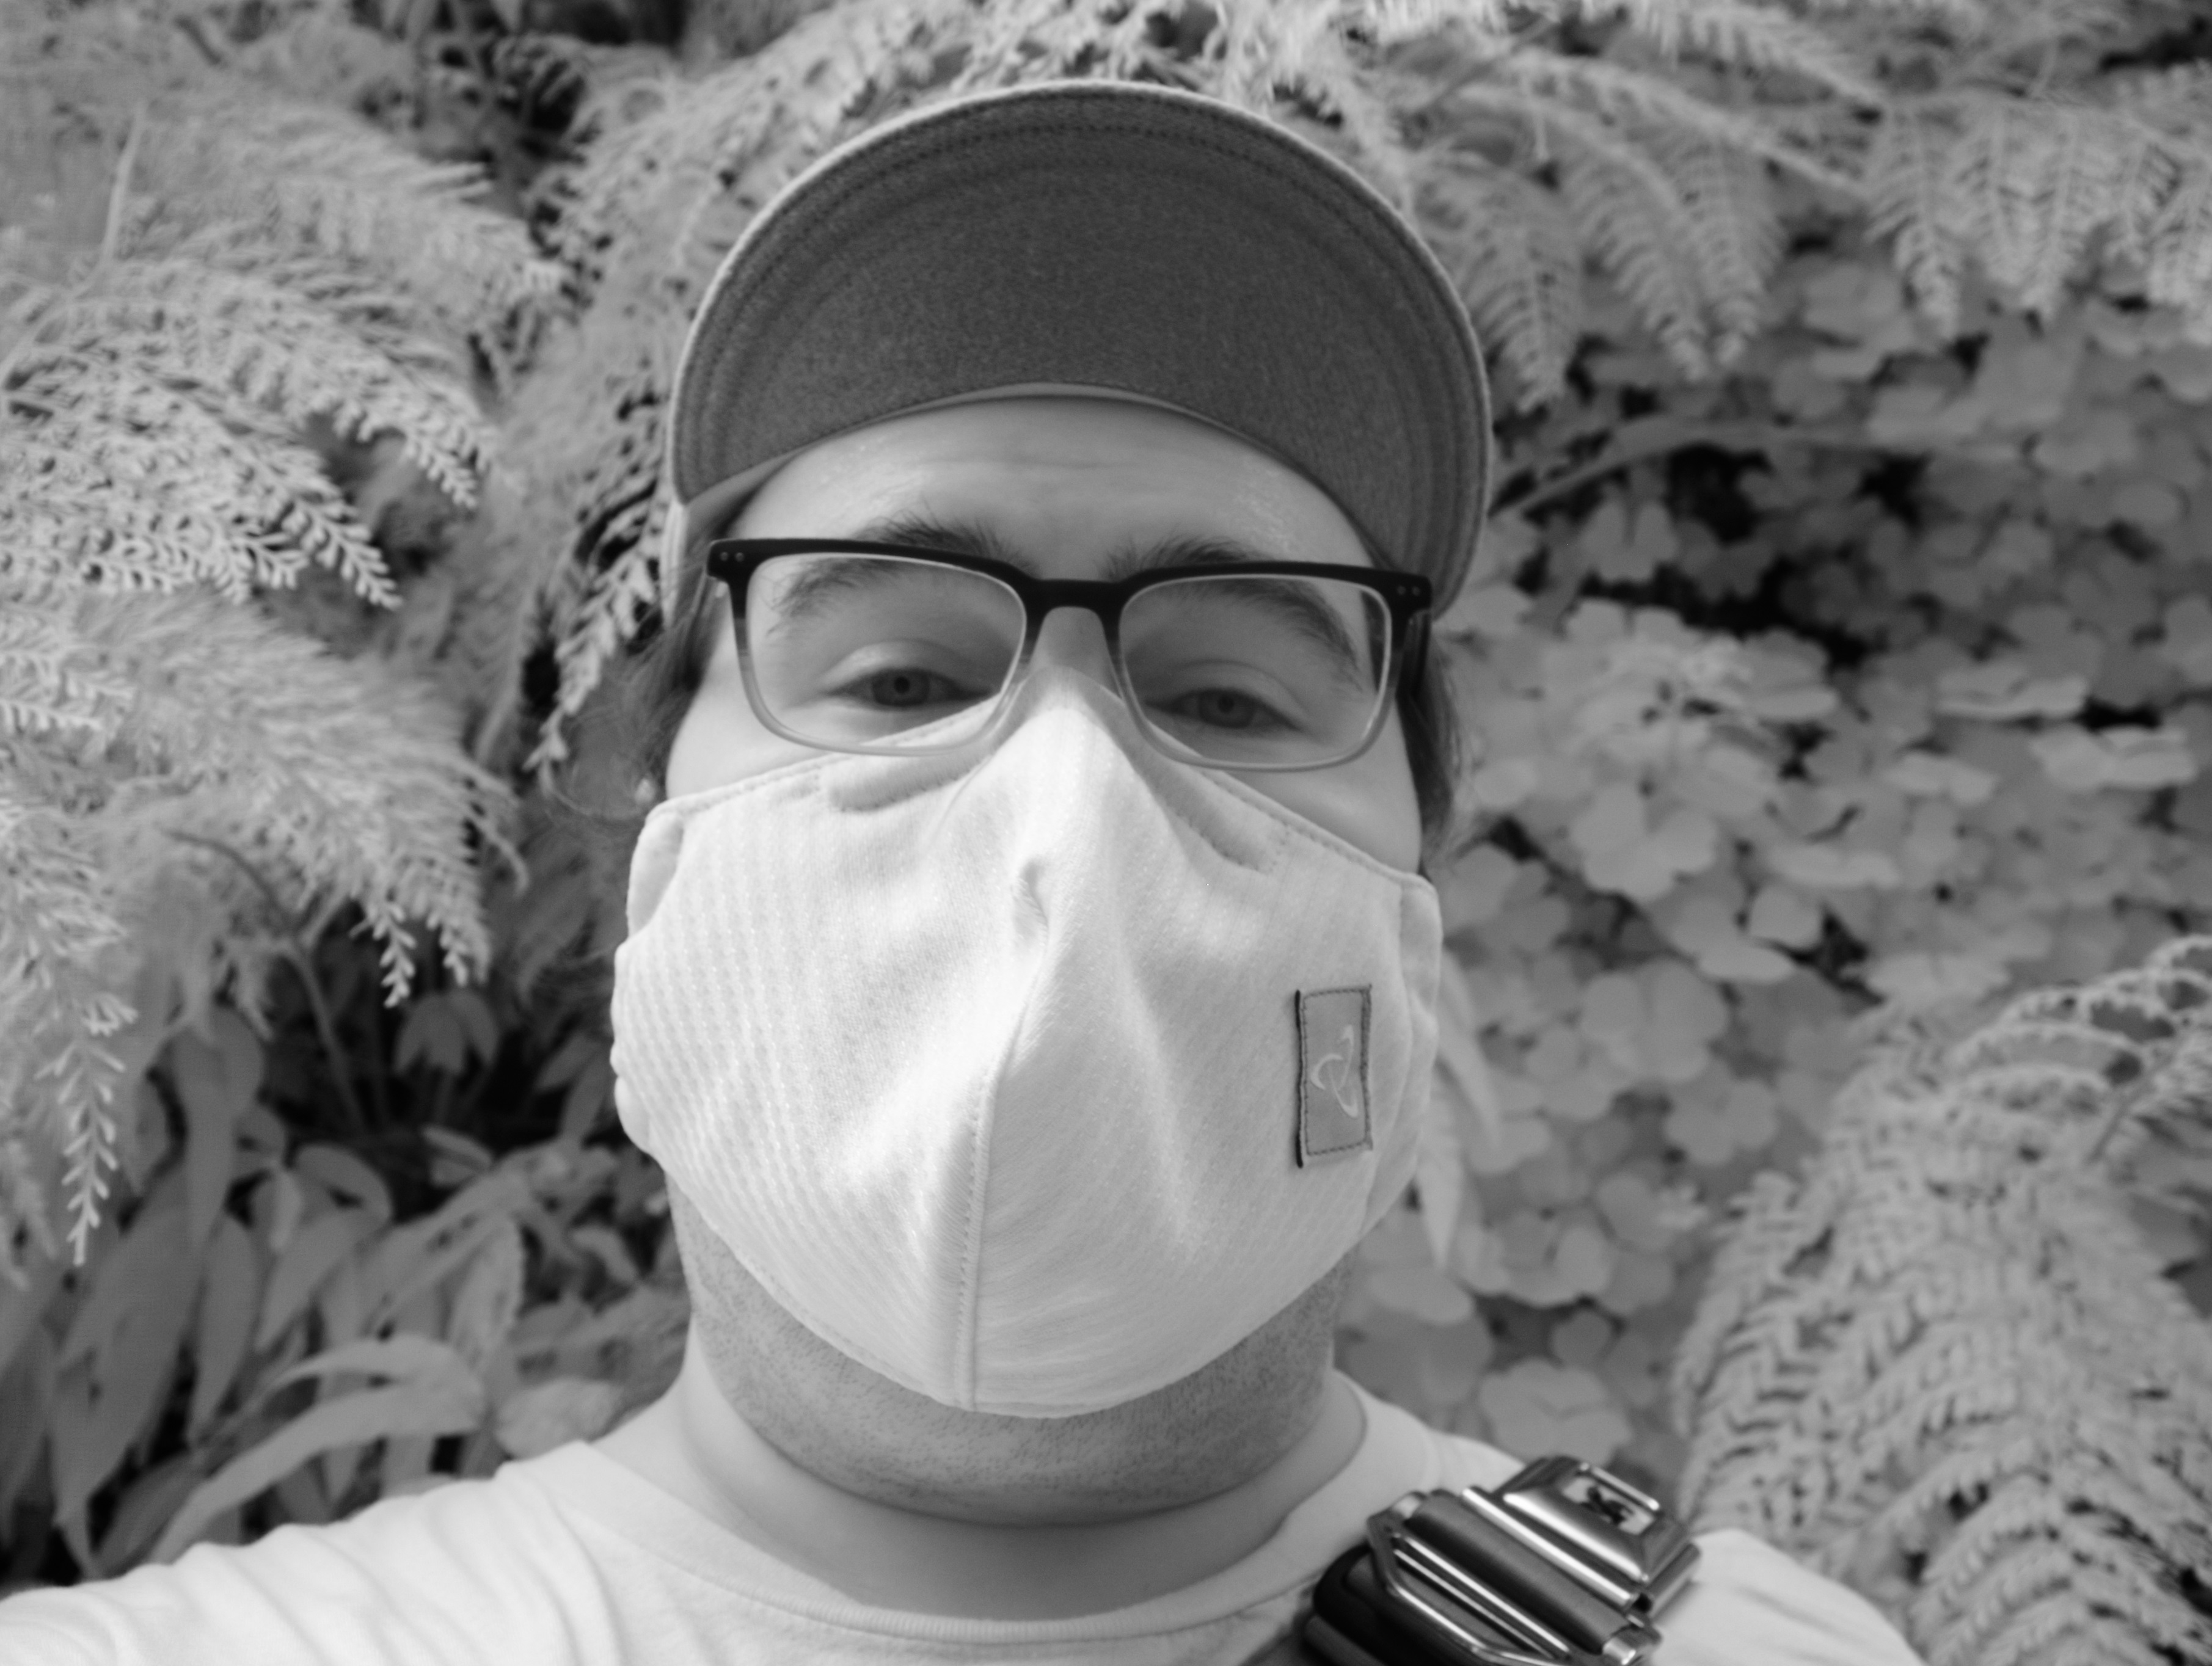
596, 1356, 1367, 1620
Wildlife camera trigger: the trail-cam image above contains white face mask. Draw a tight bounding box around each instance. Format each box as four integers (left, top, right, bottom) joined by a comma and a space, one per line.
611, 673, 1441, 1417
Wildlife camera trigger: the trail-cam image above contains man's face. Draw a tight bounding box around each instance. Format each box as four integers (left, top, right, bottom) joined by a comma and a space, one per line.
654, 395, 1422, 1518
665, 393, 1423, 870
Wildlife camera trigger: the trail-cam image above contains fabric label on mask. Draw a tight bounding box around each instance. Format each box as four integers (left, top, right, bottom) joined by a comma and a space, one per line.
1296, 986, 1373, 1165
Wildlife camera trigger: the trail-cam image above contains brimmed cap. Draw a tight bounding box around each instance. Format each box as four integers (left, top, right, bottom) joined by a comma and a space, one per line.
665, 78, 1491, 613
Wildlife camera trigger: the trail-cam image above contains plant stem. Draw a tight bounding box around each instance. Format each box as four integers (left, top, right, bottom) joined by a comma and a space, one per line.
166, 832, 369, 1135
98, 104, 145, 270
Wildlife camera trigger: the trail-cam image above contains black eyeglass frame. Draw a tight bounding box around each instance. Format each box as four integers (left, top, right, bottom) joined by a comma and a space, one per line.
703, 537, 1436, 771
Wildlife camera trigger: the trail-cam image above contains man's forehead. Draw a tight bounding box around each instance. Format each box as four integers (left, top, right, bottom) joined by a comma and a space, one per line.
710, 388, 1374, 572
683, 383, 1307, 538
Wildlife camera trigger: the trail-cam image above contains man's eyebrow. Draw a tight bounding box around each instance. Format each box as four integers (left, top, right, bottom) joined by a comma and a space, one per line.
847, 513, 1296, 578
844, 512, 1371, 683
848, 512, 1038, 572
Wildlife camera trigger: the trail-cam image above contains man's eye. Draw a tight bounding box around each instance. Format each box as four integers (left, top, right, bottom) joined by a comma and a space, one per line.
836, 667, 976, 709
1160, 688, 1291, 732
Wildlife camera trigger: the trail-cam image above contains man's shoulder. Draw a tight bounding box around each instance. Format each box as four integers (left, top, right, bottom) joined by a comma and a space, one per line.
0, 1452, 605, 1666
1663, 1527, 1925, 1664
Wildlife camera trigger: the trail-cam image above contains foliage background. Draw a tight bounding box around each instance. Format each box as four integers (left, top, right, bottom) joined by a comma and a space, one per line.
5, 0, 2211, 1657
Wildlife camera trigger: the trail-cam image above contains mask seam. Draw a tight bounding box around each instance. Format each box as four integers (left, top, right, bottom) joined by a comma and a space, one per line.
1199, 766, 1434, 893
646, 746, 849, 825
951, 890, 1046, 1411
841, 757, 992, 818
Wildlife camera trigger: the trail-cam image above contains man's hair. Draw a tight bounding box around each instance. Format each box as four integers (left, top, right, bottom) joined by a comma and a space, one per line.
599, 519, 1463, 867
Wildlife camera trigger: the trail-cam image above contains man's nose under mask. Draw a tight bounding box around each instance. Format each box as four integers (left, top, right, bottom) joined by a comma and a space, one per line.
611, 673, 1442, 1417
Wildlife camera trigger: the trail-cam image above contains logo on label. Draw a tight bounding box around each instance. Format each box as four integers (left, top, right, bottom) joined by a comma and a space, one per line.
1296, 986, 1372, 1165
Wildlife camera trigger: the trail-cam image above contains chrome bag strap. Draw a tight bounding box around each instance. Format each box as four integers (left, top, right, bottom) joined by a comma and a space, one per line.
1299, 1457, 1701, 1666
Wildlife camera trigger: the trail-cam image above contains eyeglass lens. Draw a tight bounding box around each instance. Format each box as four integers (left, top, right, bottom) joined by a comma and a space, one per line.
742, 551, 1393, 767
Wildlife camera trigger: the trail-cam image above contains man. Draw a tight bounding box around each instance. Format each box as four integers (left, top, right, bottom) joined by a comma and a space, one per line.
0, 79, 1927, 1665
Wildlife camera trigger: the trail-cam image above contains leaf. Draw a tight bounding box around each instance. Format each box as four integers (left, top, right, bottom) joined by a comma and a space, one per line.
494, 1377, 622, 1460
1883, 751, 2000, 807
276, 1333, 476, 1393
293, 1143, 393, 1224
188, 1213, 262, 1436
0, 1328, 57, 1526
0, 1220, 68, 1388
557, 1048, 615, 1141
169, 1011, 263, 1250
254, 1204, 378, 1351
2031, 726, 2199, 793
447, 1220, 525, 1372
56, 1174, 189, 1374
149, 1375, 486, 1564
1933, 662, 2089, 721
1477, 1359, 1630, 1465
357, 1168, 529, 1327
1368, 1261, 1478, 1326
49, 1185, 199, 1529
1745, 883, 1823, 949
95, 1452, 201, 1573
394, 988, 501, 1076
1767, 842, 1902, 891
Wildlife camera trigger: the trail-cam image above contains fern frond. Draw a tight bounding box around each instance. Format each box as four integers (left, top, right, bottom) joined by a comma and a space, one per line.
952, 0, 1175, 95
21, 256, 489, 503
2, 578, 515, 1247
1677, 939, 2212, 1666
1495, 49, 1855, 192
2143, 164, 2212, 340
5, 363, 397, 604
1866, 101, 1969, 332
1591, 0, 1885, 107
0, 603, 131, 743
1558, 140, 1710, 376
557, 0, 963, 293
0, 775, 136, 1262
1946, 95, 2142, 316
1647, 125, 1782, 359
137, 89, 565, 355
1415, 150, 1584, 404
527, 513, 664, 775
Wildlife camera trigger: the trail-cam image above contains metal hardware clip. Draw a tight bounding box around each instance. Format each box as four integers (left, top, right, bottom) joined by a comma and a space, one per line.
1301, 1457, 1701, 1666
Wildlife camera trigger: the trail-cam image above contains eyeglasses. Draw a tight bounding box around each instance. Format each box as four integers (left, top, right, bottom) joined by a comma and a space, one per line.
703, 539, 1433, 771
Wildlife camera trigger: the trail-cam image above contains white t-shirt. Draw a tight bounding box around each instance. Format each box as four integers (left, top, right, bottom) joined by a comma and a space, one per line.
0, 1378, 1923, 1665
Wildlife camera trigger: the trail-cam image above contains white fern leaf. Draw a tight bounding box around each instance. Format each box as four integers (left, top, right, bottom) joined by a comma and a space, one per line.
1416, 150, 1585, 403
1649, 126, 1783, 358
1949, 96, 2142, 317
1558, 141, 1711, 376
2, 578, 516, 1251
1676, 940, 2212, 1666
2144, 164, 2212, 341
1591, 0, 1885, 107
1356, 0, 1517, 44
1867, 101, 1967, 333
1497, 49, 1855, 193
4, 368, 397, 605
139, 90, 564, 352
528, 515, 665, 776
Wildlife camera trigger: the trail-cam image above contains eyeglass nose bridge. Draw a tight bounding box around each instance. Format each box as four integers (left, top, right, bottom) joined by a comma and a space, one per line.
1009, 597, 1126, 691
995, 578, 1152, 715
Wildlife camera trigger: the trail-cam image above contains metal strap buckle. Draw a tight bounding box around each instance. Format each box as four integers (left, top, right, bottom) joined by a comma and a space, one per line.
1307, 1456, 1700, 1666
